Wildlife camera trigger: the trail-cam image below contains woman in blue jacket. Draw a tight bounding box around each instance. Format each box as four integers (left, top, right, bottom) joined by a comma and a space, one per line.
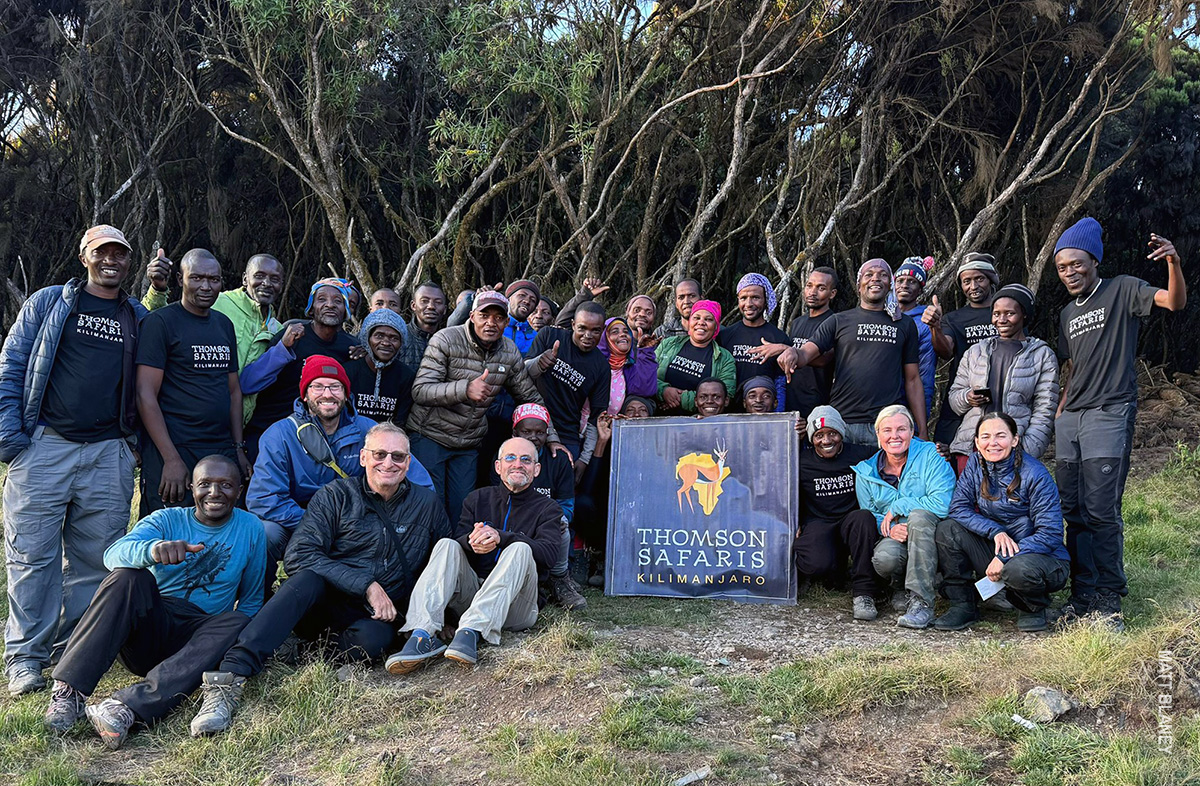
934, 412, 1069, 632
853, 405, 956, 630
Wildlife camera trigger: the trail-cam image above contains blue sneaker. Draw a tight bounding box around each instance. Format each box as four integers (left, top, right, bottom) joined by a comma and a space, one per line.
385, 632, 447, 675
444, 628, 480, 666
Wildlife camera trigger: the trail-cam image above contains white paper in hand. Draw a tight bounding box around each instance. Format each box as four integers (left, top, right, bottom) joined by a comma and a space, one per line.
975, 576, 1006, 600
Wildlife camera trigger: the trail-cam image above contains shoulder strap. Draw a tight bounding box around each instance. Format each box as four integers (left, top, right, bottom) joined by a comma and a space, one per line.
289, 414, 349, 479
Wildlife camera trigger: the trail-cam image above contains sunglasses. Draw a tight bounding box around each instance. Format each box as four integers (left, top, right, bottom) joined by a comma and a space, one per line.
500, 454, 536, 466
368, 450, 409, 463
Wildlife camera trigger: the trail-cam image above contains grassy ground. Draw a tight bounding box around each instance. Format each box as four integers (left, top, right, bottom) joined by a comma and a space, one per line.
1, 447, 1199, 785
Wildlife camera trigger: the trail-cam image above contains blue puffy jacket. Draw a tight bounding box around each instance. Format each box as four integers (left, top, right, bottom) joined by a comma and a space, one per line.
948, 451, 1068, 562
0, 279, 147, 462
247, 399, 433, 533
853, 437, 955, 532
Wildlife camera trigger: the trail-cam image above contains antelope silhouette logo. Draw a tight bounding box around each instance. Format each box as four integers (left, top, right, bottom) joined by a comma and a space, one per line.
675, 439, 731, 515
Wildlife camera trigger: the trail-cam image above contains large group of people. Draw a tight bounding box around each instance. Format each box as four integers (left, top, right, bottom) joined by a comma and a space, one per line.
0, 217, 1184, 750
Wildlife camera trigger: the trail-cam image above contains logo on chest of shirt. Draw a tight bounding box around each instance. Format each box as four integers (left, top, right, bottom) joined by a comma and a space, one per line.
964, 324, 997, 342
855, 323, 899, 343
729, 344, 764, 364
668, 355, 708, 379
812, 472, 855, 497
1068, 307, 1107, 341
549, 358, 587, 390
358, 393, 398, 413
192, 344, 231, 369
536, 487, 551, 498
76, 314, 123, 343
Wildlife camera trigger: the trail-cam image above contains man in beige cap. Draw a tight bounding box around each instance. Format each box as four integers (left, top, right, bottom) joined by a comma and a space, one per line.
0, 225, 148, 696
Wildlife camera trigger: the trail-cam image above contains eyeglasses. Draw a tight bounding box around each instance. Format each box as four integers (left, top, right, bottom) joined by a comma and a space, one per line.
368, 450, 409, 463
309, 383, 344, 394
500, 454, 535, 466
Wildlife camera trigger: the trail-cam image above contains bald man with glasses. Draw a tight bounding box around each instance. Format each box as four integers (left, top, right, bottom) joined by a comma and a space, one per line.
385, 436, 564, 672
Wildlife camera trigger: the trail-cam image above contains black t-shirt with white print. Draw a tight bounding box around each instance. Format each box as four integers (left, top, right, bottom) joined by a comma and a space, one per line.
663, 340, 715, 391
135, 302, 237, 445
809, 306, 921, 424
529, 326, 610, 444
785, 310, 835, 417
799, 441, 877, 523
717, 320, 791, 391
41, 289, 127, 442
1058, 275, 1157, 411
345, 357, 415, 425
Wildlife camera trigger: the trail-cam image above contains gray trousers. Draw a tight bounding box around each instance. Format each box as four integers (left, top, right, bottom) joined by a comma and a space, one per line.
400, 538, 539, 645
4, 426, 135, 672
870, 508, 940, 604
842, 422, 878, 447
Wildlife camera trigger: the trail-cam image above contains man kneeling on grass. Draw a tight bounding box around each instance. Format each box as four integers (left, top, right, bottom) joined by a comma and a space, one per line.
190, 422, 447, 736
43, 456, 265, 749
386, 437, 562, 672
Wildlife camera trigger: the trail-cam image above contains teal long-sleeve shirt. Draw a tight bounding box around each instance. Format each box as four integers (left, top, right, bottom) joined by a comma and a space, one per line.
103, 507, 267, 617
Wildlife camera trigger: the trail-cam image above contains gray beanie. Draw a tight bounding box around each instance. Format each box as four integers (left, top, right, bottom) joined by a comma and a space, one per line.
806, 405, 848, 442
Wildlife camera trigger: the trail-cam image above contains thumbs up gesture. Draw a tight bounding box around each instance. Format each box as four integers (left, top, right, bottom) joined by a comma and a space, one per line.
147, 247, 172, 292
537, 340, 561, 373
921, 294, 943, 328
152, 540, 205, 565
467, 368, 496, 403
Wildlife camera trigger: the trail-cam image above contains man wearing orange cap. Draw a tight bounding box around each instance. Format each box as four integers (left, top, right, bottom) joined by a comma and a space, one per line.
0, 225, 147, 696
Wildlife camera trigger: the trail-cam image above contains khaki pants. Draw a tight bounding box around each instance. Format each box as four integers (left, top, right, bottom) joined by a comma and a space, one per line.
401, 538, 539, 645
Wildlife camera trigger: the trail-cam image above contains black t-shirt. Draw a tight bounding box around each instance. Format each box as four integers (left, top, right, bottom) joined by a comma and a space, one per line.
1058, 276, 1157, 411
988, 338, 1023, 412
529, 326, 610, 443
135, 303, 237, 445
717, 320, 792, 391
799, 441, 877, 523
663, 340, 715, 391
345, 357, 415, 425
785, 310, 835, 416
809, 307, 921, 424
250, 320, 358, 430
933, 305, 997, 443
41, 290, 127, 442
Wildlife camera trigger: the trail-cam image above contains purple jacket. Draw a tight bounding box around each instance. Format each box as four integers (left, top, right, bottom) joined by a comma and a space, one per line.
599, 318, 658, 403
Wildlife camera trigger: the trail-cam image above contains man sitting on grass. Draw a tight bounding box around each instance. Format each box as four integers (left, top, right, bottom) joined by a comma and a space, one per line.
385, 437, 562, 672
42, 456, 265, 749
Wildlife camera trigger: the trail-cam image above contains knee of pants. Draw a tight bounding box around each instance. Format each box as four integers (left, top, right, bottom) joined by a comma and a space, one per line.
276, 568, 327, 600
794, 547, 837, 577
498, 540, 534, 568
100, 567, 158, 594
340, 619, 395, 661
872, 540, 906, 578
431, 537, 464, 562
263, 521, 291, 561
905, 509, 940, 533
999, 556, 1052, 591
934, 517, 966, 549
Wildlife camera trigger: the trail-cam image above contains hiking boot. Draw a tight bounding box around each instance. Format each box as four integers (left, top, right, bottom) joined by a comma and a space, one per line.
1093, 591, 1125, 632
385, 633, 447, 675
86, 698, 136, 750
587, 551, 605, 588
44, 680, 87, 733
890, 588, 908, 614
852, 595, 878, 621
1017, 609, 1048, 632
897, 593, 935, 629
933, 603, 980, 631
444, 628, 480, 667
7, 662, 46, 697
189, 671, 246, 737
272, 634, 304, 667
982, 594, 1015, 612
1051, 595, 1094, 629
551, 574, 588, 611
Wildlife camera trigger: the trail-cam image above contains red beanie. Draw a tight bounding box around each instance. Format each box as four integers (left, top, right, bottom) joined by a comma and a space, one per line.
299, 355, 352, 398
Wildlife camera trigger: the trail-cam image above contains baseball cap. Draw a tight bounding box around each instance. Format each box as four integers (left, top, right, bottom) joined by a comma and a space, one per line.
79, 225, 132, 255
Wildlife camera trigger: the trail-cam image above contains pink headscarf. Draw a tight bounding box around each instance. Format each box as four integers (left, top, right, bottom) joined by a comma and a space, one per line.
689, 300, 723, 336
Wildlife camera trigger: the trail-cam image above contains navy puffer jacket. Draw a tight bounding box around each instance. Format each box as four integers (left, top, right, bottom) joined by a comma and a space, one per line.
0, 279, 146, 461
948, 451, 1068, 562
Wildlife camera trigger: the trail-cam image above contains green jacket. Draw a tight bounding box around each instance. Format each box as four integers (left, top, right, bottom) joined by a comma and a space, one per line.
142, 287, 282, 422
654, 334, 736, 413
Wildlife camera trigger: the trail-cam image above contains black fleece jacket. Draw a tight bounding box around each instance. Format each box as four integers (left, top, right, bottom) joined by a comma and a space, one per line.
455, 484, 563, 587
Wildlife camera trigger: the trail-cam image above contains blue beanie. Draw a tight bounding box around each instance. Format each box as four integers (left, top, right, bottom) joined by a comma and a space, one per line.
1054, 217, 1104, 263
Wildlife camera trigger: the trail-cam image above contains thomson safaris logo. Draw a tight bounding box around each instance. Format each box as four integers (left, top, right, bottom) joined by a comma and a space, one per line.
675, 439, 731, 516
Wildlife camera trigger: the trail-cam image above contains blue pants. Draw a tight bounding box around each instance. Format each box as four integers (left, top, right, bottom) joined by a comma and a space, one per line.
409, 432, 478, 523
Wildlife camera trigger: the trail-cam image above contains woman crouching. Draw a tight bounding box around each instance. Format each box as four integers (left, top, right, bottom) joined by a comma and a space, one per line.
934, 412, 1070, 632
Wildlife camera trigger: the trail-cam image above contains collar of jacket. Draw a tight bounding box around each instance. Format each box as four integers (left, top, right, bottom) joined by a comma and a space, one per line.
981, 451, 1017, 478
361, 473, 410, 506
506, 315, 534, 335
63, 278, 134, 309
407, 318, 436, 340
223, 287, 279, 330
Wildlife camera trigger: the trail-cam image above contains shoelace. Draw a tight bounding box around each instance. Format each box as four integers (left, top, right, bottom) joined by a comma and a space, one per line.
48, 685, 83, 712
201, 682, 240, 713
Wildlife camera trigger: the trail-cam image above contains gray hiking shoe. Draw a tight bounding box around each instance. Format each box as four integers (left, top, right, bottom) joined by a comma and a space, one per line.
852, 595, 878, 621
551, 575, 588, 611
897, 593, 935, 629
86, 698, 136, 750
44, 680, 87, 733
890, 588, 908, 614
7, 662, 46, 696
189, 671, 246, 737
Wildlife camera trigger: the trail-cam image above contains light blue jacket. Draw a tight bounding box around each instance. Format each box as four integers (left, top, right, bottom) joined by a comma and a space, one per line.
853, 437, 955, 532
